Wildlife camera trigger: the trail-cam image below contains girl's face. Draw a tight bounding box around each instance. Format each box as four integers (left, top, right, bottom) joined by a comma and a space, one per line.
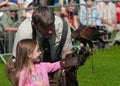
29, 43, 41, 62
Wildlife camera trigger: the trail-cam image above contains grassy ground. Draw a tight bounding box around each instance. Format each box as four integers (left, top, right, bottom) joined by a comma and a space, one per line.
77, 46, 120, 86
0, 58, 12, 86
0, 46, 120, 86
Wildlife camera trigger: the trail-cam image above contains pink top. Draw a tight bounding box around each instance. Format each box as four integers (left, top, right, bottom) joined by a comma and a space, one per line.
19, 61, 61, 86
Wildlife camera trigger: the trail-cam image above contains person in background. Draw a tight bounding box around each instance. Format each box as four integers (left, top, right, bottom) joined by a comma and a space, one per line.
15, 39, 61, 86
110, 1, 120, 45
0, 1, 8, 20
0, 4, 22, 53
80, 0, 102, 26
80, 0, 105, 48
0, 1, 18, 22
0, 1, 18, 32
60, 0, 79, 31
79, 0, 86, 9
96, 1, 117, 40
116, 1, 120, 24
17, 0, 26, 17
59, 0, 79, 19
0, 1, 8, 53
24, 0, 34, 18
0, 1, 8, 33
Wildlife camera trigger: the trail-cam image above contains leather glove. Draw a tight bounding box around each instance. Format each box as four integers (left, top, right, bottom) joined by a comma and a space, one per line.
60, 47, 91, 71
60, 54, 79, 70
78, 47, 91, 66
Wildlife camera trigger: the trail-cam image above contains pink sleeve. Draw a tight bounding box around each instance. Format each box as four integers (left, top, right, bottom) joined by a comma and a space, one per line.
44, 61, 61, 72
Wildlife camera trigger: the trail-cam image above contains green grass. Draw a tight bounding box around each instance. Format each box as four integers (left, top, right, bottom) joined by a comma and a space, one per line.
0, 46, 120, 86
77, 46, 120, 86
0, 58, 12, 86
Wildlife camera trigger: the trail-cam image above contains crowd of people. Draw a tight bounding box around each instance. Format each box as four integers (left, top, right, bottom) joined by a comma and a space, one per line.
0, 0, 120, 86
80, 0, 120, 46
1, 0, 119, 53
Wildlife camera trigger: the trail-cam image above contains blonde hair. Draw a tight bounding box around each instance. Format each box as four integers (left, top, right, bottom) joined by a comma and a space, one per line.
15, 39, 37, 86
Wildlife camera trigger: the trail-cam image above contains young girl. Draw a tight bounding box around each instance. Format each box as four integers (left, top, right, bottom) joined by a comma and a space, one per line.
15, 39, 61, 86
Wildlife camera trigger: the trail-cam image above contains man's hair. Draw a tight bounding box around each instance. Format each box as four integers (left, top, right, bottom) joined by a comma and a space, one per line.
32, 6, 55, 28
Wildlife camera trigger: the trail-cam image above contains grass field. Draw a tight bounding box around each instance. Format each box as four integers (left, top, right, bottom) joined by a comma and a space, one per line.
77, 46, 120, 86
0, 46, 120, 86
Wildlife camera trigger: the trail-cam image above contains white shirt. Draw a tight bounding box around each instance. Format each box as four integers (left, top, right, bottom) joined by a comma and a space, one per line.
12, 15, 73, 57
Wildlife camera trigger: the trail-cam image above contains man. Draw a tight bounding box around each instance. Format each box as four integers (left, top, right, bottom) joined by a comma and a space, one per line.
109, 1, 120, 45
12, 6, 78, 86
0, 4, 21, 53
96, 1, 117, 39
0, 1, 18, 33
80, 0, 102, 26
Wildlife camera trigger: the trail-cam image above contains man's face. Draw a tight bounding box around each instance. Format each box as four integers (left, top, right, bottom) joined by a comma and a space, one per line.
9, 10, 17, 18
36, 24, 55, 37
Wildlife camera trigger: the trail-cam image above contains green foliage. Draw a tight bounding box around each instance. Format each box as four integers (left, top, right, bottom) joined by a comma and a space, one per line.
0, 46, 120, 86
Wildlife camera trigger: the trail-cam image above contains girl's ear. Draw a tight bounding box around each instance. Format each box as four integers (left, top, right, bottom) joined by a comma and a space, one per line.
28, 52, 32, 59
